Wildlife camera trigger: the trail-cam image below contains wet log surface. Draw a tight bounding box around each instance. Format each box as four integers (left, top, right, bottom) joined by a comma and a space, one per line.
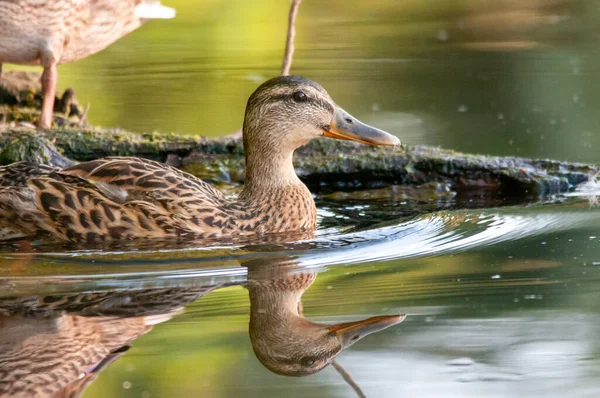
0, 127, 595, 199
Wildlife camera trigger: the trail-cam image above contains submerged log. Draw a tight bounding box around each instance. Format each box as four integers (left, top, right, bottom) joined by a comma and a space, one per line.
0, 127, 596, 198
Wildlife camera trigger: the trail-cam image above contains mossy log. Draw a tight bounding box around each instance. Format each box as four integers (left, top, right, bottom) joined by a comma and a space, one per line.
0, 127, 596, 198
1, 70, 596, 198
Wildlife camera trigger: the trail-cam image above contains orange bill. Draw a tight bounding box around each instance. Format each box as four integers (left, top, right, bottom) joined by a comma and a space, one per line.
322, 107, 400, 147
328, 314, 406, 348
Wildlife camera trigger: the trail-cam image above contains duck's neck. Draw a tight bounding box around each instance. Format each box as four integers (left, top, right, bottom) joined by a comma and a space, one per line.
241, 150, 301, 196
248, 272, 316, 332
238, 131, 317, 232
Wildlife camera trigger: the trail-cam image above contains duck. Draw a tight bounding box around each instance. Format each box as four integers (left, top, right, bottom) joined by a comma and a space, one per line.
0, 76, 400, 243
0, 0, 175, 128
0, 262, 404, 396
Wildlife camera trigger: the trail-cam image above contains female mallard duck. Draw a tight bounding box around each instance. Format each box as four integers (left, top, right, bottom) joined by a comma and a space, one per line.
0, 76, 400, 242
0, 0, 175, 128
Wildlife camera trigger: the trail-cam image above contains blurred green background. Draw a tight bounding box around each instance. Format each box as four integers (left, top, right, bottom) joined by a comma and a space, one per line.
6, 0, 600, 162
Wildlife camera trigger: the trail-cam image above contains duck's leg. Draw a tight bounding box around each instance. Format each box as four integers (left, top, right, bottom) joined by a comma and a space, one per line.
38, 62, 57, 129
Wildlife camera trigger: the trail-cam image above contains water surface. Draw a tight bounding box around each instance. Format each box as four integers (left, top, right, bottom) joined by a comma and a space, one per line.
2, 0, 600, 397
1, 193, 600, 397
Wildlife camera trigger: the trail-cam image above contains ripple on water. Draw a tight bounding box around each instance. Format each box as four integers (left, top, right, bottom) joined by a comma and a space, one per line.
1, 198, 599, 294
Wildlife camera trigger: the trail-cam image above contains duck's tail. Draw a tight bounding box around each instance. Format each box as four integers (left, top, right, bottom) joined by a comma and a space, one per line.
135, 1, 176, 19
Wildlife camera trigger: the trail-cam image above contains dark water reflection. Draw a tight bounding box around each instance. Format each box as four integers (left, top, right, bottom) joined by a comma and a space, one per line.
0, 196, 599, 397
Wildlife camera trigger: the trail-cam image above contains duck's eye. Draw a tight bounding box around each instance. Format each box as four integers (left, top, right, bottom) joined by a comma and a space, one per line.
300, 357, 316, 367
292, 91, 308, 102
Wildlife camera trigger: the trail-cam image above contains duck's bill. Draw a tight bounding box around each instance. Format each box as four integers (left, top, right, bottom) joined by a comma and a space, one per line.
322, 107, 400, 147
328, 314, 406, 348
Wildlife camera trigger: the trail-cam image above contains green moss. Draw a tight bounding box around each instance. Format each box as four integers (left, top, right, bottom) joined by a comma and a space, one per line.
0, 132, 72, 168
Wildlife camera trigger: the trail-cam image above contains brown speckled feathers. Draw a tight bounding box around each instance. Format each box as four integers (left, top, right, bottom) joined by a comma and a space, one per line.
0, 285, 216, 397
0, 0, 163, 65
0, 157, 316, 242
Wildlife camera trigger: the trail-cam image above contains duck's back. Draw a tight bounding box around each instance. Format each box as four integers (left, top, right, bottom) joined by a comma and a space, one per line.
0, 157, 236, 242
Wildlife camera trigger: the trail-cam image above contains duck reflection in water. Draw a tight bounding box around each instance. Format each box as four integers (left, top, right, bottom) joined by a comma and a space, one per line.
0, 261, 404, 396
246, 261, 404, 376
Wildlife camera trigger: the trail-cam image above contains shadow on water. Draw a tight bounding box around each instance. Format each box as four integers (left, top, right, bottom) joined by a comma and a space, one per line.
0, 196, 600, 396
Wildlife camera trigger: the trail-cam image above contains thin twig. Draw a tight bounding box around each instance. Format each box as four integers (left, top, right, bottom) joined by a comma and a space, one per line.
331, 360, 367, 398
281, 0, 302, 76
79, 103, 90, 127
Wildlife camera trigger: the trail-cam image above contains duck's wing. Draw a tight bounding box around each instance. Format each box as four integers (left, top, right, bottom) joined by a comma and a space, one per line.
60, 157, 226, 203
0, 162, 57, 239
0, 158, 235, 241
0, 161, 147, 241
24, 174, 229, 241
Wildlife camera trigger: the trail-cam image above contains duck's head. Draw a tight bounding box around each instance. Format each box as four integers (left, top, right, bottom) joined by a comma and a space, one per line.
242, 76, 400, 157
251, 312, 406, 376
247, 268, 405, 376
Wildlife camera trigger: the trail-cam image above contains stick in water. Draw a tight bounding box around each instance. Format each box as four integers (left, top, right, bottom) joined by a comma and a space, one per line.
331, 360, 367, 398
281, 0, 302, 76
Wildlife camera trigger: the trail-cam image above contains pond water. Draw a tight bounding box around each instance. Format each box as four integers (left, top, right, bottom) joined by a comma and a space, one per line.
2, 192, 600, 397
2, 0, 600, 397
